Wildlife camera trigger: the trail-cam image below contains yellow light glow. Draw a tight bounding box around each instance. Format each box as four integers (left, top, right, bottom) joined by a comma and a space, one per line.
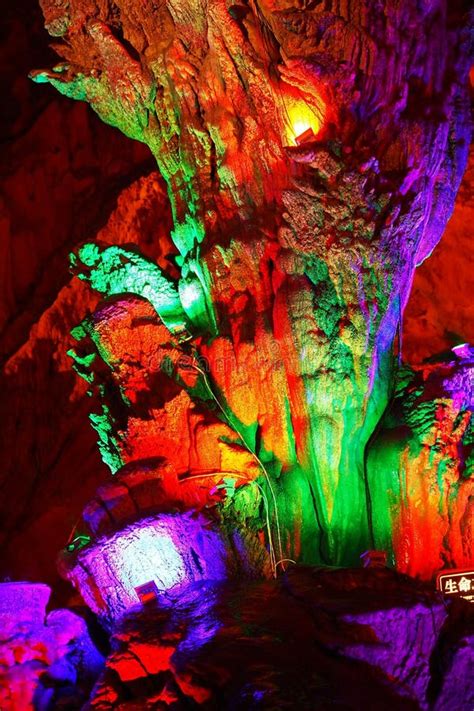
284, 99, 323, 146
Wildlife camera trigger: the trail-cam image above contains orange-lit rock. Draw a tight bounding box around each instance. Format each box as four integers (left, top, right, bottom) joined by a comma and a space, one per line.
32, 0, 473, 580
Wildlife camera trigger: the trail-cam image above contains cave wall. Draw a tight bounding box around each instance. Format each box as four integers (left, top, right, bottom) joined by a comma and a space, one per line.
404, 144, 474, 363
0, 0, 156, 587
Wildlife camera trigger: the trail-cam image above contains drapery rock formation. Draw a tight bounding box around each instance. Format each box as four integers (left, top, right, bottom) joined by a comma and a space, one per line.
30, 0, 473, 591
404, 145, 474, 363
368, 357, 473, 577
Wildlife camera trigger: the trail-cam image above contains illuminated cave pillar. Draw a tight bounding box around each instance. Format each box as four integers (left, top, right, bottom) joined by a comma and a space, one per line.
35, 0, 472, 573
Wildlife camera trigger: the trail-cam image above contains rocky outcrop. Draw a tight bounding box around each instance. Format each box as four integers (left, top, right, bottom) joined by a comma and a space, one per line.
0, 0, 154, 587
368, 357, 473, 578
60, 510, 268, 627
430, 602, 474, 711
404, 146, 474, 363
1, 0, 472, 587
1, 573, 471, 709
0, 582, 104, 709
32, 0, 472, 574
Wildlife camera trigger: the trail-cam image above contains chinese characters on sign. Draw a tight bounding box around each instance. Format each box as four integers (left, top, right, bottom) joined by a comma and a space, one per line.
436, 570, 474, 603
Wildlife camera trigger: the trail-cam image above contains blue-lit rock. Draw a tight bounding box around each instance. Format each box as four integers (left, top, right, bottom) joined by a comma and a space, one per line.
0, 583, 104, 709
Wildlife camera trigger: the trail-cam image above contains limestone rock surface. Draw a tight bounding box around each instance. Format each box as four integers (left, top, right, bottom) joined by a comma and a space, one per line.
0, 582, 104, 710
33, 0, 473, 573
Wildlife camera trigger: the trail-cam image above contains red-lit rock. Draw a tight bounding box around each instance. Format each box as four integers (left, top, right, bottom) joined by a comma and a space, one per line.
404, 147, 474, 363
0, 583, 104, 709
85, 568, 471, 709
30, 0, 472, 579
0, 0, 157, 586
368, 358, 473, 577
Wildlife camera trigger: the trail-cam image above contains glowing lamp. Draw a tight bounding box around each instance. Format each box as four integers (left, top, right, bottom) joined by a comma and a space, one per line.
295, 127, 316, 145
284, 97, 323, 146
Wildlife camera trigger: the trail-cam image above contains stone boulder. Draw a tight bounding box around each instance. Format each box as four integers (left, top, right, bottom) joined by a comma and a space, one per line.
0, 582, 104, 710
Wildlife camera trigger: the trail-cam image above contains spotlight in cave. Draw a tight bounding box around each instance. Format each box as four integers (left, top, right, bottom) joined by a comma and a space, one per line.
0, 0, 473, 707
282, 93, 325, 145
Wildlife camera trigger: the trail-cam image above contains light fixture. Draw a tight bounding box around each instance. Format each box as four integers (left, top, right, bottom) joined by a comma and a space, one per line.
283, 95, 324, 146
295, 126, 316, 145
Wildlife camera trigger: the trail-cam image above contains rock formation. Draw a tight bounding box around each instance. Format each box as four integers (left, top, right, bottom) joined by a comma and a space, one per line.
369, 358, 474, 577
71, 568, 473, 709
0, 0, 473, 706
404, 145, 474, 363
29, 0, 473, 584
0, 583, 104, 709
0, 0, 154, 586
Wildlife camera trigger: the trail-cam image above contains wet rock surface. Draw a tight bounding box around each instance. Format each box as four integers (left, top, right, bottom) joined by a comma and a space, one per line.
0, 582, 104, 710
87, 568, 472, 710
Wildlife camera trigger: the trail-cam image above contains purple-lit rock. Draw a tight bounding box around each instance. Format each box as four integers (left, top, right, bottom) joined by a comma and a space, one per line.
86, 568, 471, 709
0, 582, 104, 709
342, 603, 446, 708
431, 603, 474, 711
441, 358, 474, 410
434, 634, 474, 711
0, 582, 51, 635
60, 511, 260, 626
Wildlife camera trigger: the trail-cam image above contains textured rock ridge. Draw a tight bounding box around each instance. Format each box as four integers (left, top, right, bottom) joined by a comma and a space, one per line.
368, 357, 473, 577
